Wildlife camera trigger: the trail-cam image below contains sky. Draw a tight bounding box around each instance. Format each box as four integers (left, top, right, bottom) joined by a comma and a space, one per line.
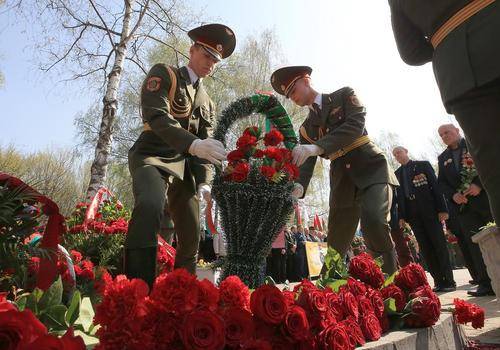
0, 0, 457, 158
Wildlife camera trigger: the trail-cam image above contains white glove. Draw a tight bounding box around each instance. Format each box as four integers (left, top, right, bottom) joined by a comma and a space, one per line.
291, 183, 304, 199
292, 144, 323, 167
198, 184, 212, 202
189, 138, 227, 165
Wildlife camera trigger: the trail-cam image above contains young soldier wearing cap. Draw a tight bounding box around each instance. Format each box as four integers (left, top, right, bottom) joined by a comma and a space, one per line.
126, 24, 236, 286
270, 66, 399, 274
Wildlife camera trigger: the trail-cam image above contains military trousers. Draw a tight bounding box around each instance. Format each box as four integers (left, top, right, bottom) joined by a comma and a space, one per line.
406, 201, 455, 287
450, 79, 500, 225
327, 183, 397, 274
125, 164, 200, 274
457, 194, 493, 287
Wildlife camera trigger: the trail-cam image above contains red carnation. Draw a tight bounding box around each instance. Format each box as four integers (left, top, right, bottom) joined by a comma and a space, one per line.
318, 323, 351, 350
395, 263, 429, 292
243, 126, 261, 138
228, 149, 246, 162
260, 165, 277, 180
453, 298, 485, 329
149, 269, 200, 316
282, 305, 311, 341
181, 309, 225, 350
253, 149, 265, 158
263, 147, 284, 162
250, 285, 288, 325
70, 250, 83, 264
381, 284, 407, 312
219, 275, 250, 310
237, 134, 258, 151
264, 129, 284, 146
198, 279, 220, 312
232, 162, 250, 182
222, 307, 255, 347
360, 311, 382, 341
283, 163, 299, 180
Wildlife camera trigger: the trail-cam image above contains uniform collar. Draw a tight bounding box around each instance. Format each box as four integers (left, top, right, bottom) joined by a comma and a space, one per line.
185, 65, 200, 85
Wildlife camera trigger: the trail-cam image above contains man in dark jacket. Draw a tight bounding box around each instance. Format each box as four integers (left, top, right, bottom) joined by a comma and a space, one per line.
389, 0, 500, 228
393, 146, 455, 292
437, 124, 494, 296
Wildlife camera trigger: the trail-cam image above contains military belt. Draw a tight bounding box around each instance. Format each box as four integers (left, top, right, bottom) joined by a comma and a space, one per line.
431, 0, 496, 48
328, 135, 371, 161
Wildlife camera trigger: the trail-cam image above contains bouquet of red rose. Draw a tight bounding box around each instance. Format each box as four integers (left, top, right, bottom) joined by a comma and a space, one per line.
212, 94, 298, 288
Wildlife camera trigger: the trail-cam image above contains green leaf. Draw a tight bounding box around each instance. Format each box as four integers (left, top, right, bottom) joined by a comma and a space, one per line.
384, 297, 400, 315
38, 276, 63, 311
75, 297, 95, 333
383, 271, 397, 287
25, 289, 43, 315
375, 256, 384, 269
327, 279, 347, 292
39, 305, 68, 331
15, 296, 27, 311
65, 290, 81, 326
74, 330, 99, 347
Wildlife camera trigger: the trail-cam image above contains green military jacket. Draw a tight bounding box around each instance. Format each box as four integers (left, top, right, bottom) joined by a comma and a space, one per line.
128, 64, 215, 186
297, 87, 399, 208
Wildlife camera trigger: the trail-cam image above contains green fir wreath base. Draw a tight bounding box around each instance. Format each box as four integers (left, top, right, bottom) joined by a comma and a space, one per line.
212, 94, 297, 288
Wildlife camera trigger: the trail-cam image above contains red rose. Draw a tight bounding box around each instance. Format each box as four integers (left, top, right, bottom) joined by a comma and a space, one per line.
453, 298, 485, 329
366, 288, 385, 318
341, 316, 366, 347
219, 275, 251, 310
243, 126, 261, 138
268, 336, 295, 350
231, 162, 250, 182
282, 290, 296, 307
228, 149, 246, 162
293, 279, 317, 294
28, 257, 40, 275
340, 290, 359, 321
395, 263, 428, 292
360, 311, 382, 341
250, 285, 288, 324
237, 134, 257, 151
324, 289, 344, 321
0, 293, 16, 313
141, 302, 181, 348
0, 309, 47, 349
297, 288, 328, 315
378, 313, 390, 334
346, 277, 367, 296
181, 309, 225, 350
150, 269, 199, 316
222, 307, 254, 347
282, 305, 310, 341
264, 129, 284, 146
348, 252, 384, 289
357, 295, 374, 316
260, 165, 277, 180
27, 328, 85, 350
283, 163, 299, 180
318, 323, 351, 350
405, 287, 441, 328
381, 284, 407, 312
241, 338, 272, 350
198, 279, 220, 312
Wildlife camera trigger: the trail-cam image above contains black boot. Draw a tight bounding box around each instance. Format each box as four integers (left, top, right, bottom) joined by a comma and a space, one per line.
124, 247, 157, 289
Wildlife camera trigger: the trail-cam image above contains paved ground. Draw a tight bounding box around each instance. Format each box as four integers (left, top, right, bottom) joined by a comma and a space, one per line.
430, 268, 500, 345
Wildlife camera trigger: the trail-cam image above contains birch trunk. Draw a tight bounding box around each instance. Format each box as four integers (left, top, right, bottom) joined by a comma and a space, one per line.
85, 0, 134, 199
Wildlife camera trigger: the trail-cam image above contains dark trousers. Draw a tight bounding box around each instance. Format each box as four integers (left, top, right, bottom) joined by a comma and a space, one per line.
126, 165, 200, 275
269, 248, 287, 283
294, 248, 307, 280
390, 227, 414, 267
451, 79, 500, 225
447, 206, 480, 281
407, 202, 455, 286
286, 254, 296, 282
457, 195, 493, 287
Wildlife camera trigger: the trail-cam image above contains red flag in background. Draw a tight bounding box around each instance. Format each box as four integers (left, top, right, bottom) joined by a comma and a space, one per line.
294, 204, 302, 226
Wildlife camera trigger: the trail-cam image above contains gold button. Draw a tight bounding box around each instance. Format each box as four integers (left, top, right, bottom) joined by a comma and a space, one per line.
346, 164, 351, 169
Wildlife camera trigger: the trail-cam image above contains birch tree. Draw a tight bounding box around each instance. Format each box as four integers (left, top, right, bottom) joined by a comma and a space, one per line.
10, 0, 194, 198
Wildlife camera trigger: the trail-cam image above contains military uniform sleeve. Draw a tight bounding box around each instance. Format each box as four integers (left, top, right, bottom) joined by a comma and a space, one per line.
297, 128, 317, 199
191, 99, 216, 186
141, 63, 198, 154
314, 87, 366, 157
389, 0, 434, 66
437, 155, 457, 200
423, 161, 448, 213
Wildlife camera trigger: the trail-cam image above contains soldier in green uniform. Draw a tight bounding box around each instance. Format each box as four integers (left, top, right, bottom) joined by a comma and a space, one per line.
125, 24, 236, 286
270, 66, 399, 274
389, 0, 500, 226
